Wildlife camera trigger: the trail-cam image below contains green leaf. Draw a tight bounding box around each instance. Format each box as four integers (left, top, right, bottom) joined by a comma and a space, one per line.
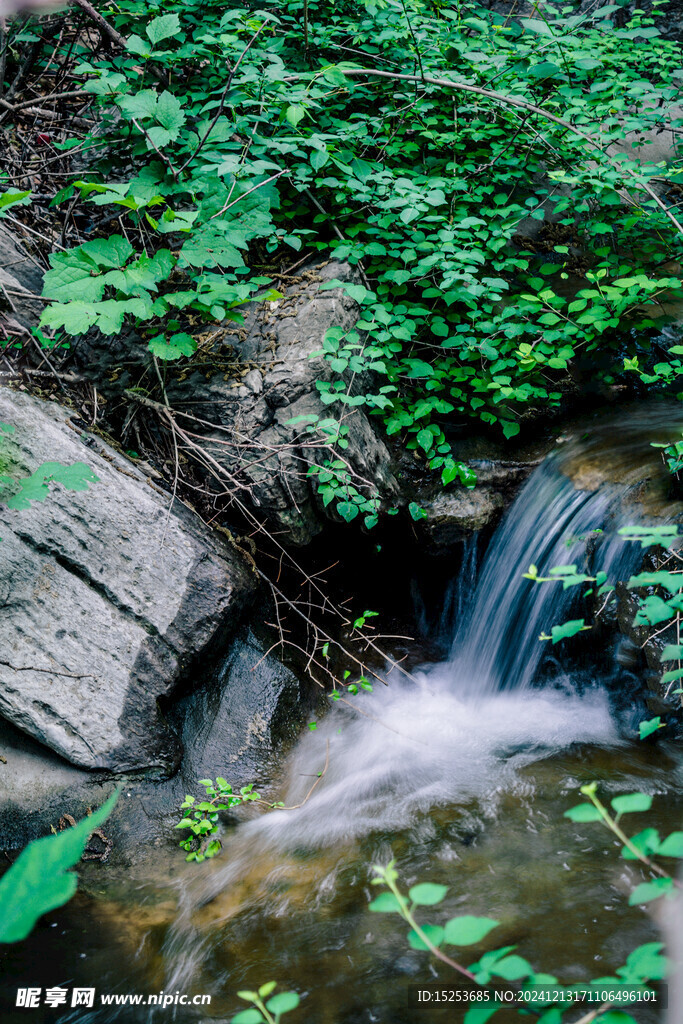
550, 619, 587, 644
258, 982, 277, 999
520, 17, 555, 35
285, 104, 306, 127
628, 571, 682, 595
621, 829, 660, 861
81, 235, 133, 268
231, 1010, 264, 1024
536, 1010, 562, 1024
407, 924, 444, 950
323, 65, 347, 87
148, 332, 197, 361
492, 955, 532, 980
619, 942, 668, 982
368, 892, 402, 913
564, 803, 602, 822
155, 92, 186, 137
611, 793, 652, 815
42, 259, 105, 304
0, 791, 118, 942
311, 148, 330, 171
594, 1014, 637, 1024
119, 89, 158, 121
126, 34, 151, 57
444, 916, 500, 946
661, 668, 683, 684
6, 462, 99, 510
337, 501, 359, 522
416, 429, 434, 452
408, 883, 448, 906
629, 877, 674, 905
0, 189, 31, 216
639, 717, 664, 740
501, 420, 520, 439
265, 992, 300, 1014
464, 1008, 499, 1024
146, 13, 181, 45
657, 832, 683, 857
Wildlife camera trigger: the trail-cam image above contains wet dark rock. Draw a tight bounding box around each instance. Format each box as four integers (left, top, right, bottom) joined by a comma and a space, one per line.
0, 716, 115, 850
174, 623, 315, 785
0, 388, 255, 774
415, 459, 537, 549
0, 620, 314, 857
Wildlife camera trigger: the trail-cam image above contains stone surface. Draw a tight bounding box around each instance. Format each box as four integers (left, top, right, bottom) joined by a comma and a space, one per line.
0, 388, 255, 773
174, 624, 314, 784
413, 458, 538, 548
0, 624, 314, 857
0, 226, 45, 332
0, 716, 115, 850
615, 582, 682, 713
421, 487, 504, 548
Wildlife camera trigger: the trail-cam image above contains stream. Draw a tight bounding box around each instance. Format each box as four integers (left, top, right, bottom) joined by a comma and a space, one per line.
2, 404, 683, 1023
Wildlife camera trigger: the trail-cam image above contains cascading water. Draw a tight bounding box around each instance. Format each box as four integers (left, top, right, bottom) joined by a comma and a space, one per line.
159, 405, 682, 1005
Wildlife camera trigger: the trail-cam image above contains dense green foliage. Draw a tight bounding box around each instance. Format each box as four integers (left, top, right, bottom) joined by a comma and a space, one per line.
4, 0, 682, 511
0, 793, 117, 944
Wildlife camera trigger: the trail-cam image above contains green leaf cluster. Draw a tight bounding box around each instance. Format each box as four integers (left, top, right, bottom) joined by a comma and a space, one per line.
22, 0, 683, 506
176, 777, 265, 862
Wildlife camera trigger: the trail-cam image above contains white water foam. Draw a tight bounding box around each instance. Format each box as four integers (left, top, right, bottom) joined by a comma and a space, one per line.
251, 673, 620, 850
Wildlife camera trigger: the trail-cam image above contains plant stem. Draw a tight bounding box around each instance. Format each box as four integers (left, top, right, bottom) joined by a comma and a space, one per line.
584, 789, 682, 887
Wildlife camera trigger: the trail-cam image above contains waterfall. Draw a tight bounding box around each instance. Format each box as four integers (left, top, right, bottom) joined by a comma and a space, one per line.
449, 402, 682, 694
451, 457, 619, 694
160, 405, 681, 995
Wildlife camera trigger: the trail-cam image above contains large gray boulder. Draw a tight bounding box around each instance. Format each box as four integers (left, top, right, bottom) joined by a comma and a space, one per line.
0, 624, 313, 857
0, 388, 255, 773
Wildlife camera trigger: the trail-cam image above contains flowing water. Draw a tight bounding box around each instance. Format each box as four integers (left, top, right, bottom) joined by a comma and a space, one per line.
2, 404, 683, 1024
